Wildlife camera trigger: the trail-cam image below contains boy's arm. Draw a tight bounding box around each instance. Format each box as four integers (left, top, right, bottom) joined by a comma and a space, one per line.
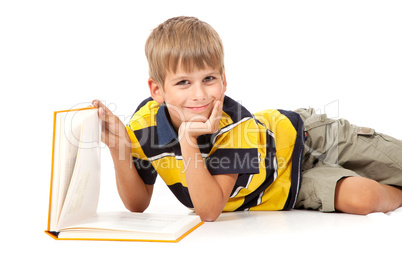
92, 100, 153, 212
178, 97, 237, 222
180, 139, 237, 222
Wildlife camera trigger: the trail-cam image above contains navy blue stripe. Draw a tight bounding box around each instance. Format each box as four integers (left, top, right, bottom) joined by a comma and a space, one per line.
232, 173, 251, 190
167, 183, 194, 209
222, 96, 253, 123
277, 109, 305, 210
132, 157, 157, 185
133, 126, 180, 157
156, 104, 179, 146
205, 148, 260, 175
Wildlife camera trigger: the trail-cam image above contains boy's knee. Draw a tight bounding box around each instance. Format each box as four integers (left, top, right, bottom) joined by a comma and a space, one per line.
335, 177, 382, 215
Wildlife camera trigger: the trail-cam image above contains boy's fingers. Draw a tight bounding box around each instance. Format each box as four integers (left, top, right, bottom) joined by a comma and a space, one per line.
208, 100, 222, 132
92, 100, 111, 113
98, 107, 106, 121
93, 100, 115, 122
92, 99, 100, 108
211, 100, 221, 118
212, 98, 223, 120
100, 107, 115, 124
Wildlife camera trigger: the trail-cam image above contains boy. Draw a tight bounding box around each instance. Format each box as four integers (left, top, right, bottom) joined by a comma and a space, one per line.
92, 16, 402, 222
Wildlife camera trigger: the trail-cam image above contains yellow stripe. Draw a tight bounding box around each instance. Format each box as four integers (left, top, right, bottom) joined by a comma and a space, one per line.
154, 157, 188, 187
128, 100, 160, 130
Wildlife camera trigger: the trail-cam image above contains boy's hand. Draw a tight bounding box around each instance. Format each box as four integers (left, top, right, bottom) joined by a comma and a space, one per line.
178, 94, 224, 145
92, 100, 129, 151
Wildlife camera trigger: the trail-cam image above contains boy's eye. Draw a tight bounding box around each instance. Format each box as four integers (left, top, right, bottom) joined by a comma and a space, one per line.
204, 76, 215, 82
176, 80, 189, 86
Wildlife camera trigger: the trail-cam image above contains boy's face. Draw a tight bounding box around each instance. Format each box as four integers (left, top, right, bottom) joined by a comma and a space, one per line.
150, 65, 226, 131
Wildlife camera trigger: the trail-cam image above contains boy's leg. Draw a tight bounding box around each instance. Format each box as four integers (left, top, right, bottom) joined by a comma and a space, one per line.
295, 163, 359, 212
297, 108, 402, 187
335, 176, 402, 215
295, 108, 402, 214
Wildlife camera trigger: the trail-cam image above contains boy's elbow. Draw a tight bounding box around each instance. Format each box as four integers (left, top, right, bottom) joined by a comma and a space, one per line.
124, 200, 150, 213
127, 206, 146, 213
196, 210, 221, 222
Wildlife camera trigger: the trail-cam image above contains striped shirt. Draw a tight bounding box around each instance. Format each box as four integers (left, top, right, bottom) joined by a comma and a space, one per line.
126, 96, 304, 211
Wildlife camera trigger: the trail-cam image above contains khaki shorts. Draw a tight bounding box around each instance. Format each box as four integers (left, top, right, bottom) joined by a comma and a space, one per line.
294, 108, 402, 212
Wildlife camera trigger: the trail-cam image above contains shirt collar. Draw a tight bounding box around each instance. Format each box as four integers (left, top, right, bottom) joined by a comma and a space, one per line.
156, 104, 178, 147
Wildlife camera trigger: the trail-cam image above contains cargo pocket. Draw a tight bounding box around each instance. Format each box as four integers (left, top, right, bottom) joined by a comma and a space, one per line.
355, 127, 402, 185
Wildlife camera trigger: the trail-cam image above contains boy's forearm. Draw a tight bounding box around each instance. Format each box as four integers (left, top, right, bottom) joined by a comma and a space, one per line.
180, 138, 228, 221
109, 139, 152, 212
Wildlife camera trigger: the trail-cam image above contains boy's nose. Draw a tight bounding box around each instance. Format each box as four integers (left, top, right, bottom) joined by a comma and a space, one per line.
191, 84, 207, 101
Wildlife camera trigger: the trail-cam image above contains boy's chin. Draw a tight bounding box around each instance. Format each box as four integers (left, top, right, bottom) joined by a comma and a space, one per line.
184, 113, 210, 123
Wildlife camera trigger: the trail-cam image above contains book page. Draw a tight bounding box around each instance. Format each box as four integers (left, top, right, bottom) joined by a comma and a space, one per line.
57, 211, 202, 241
57, 109, 101, 230
54, 111, 84, 221
62, 211, 200, 234
49, 110, 87, 230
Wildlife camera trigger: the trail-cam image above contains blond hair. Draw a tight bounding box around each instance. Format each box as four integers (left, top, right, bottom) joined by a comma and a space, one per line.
145, 16, 225, 88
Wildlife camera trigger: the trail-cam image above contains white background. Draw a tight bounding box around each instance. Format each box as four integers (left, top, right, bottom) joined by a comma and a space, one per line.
1, 0, 402, 267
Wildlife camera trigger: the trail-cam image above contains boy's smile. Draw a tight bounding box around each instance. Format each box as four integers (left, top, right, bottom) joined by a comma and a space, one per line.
149, 65, 227, 131
185, 103, 211, 112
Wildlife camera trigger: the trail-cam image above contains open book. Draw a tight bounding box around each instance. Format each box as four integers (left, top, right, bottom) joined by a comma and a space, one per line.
46, 107, 203, 242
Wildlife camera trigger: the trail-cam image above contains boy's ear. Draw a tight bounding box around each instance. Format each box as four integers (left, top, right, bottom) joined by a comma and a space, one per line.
222, 73, 228, 93
148, 78, 165, 104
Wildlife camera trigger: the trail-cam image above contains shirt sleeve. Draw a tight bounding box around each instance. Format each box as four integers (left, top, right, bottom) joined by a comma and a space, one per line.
126, 125, 157, 185
205, 118, 261, 176
131, 157, 157, 185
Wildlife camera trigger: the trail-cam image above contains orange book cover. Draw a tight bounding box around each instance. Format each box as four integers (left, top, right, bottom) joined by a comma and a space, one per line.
46, 107, 203, 242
